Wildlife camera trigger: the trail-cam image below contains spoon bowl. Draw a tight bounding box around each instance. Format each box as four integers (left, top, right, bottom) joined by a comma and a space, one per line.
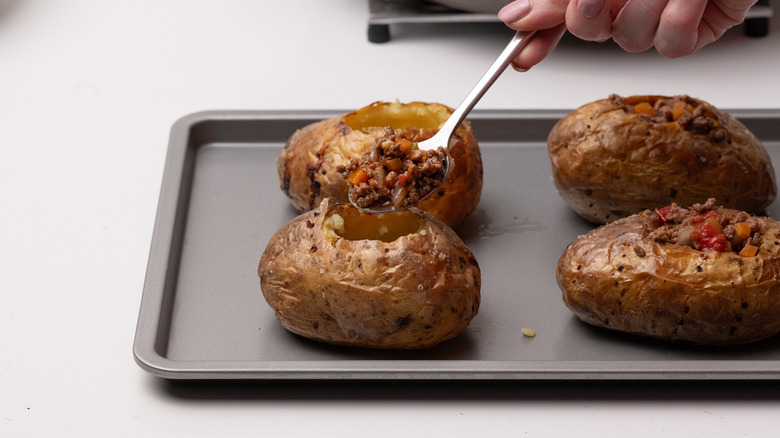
348, 152, 454, 214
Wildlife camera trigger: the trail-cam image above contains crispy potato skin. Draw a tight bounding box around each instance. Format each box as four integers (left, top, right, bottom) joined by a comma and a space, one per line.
278, 101, 483, 228
557, 208, 780, 345
548, 95, 776, 223
258, 201, 481, 349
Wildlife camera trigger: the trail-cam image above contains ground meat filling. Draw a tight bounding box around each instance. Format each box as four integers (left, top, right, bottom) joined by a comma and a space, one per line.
643, 198, 764, 255
340, 127, 447, 210
610, 94, 727, 141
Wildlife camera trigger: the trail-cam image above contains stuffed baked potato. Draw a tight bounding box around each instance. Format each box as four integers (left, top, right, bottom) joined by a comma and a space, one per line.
258, 200, 481, 349
278, 101, 483, 228
557, 199, 780, 345
548, 94, 776, 224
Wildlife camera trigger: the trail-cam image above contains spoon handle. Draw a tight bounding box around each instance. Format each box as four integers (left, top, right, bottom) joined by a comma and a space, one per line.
432, 31, 537, 148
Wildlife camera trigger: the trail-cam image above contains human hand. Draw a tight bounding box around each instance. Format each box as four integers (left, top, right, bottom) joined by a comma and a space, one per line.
499, 0, 758, 71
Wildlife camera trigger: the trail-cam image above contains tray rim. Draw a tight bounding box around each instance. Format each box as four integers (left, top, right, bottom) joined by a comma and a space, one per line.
133, 108, 780, 380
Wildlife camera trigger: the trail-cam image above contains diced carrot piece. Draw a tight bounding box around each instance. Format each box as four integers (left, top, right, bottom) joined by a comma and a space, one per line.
633, 102, 655, 116
739, 244, 759, 257
734, 222, 751, 240
347, 168, 369, 185
397, 139, 414, 153
672, 101, 687, 120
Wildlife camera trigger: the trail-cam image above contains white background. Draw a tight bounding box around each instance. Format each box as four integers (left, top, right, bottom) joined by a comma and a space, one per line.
2, 0, 780, 436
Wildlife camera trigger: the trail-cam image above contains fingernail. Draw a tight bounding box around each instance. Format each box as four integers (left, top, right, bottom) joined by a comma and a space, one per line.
498, 0, 532, 22
577, 0, 604, 19
511, 61, 529, 73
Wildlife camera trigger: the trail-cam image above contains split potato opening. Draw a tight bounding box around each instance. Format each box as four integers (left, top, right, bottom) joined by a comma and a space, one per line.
323, 204, 425, 243
341, 101, 449, 132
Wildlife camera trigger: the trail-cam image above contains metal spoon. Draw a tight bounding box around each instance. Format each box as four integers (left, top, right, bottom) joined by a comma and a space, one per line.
350, 30, 537, 213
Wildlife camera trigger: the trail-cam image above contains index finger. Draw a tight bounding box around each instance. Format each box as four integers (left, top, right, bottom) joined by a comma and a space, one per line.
499, 0, 569, 70
499, 0, 569, 30
510, 24, 568, 71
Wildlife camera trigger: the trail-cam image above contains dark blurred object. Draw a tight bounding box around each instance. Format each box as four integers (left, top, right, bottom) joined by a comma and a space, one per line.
429, 0, 510, 13
368, 0, 773, 43
367, 0, 499, 43
746, 0, 772, 37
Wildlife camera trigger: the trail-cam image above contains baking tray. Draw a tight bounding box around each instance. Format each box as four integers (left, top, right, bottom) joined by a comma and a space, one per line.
133, 108, 780, 380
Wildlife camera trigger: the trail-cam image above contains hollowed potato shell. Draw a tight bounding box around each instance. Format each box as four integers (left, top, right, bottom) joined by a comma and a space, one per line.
277, 101, 483, 228
548, 95, 776, 224
257, 200, 481, 349
557, 208, 780, 345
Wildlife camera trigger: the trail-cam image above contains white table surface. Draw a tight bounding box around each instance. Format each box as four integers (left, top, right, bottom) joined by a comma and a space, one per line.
2, 1, 780, 436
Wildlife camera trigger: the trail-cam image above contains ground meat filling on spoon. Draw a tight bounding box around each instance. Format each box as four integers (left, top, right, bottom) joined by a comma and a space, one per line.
340, 127, 447, 210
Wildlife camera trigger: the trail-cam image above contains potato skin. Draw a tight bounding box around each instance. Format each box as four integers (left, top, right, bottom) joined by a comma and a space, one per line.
557, 208, 780, 345
278, 101, 483, 228
548, 95, 776, 224
258, 201, 481, 349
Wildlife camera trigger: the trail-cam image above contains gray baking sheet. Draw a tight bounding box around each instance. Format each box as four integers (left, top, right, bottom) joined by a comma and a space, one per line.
133, 108, 780, 380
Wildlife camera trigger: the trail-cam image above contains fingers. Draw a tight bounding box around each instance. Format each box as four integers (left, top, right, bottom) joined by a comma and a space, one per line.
694, 0, 756, 51
565, 0, 614, 42
654, 0, 708, 58
502, 0, 754, 62
510, 24, 568, 71
611, 0, 708, 57
612, 0, 668, 53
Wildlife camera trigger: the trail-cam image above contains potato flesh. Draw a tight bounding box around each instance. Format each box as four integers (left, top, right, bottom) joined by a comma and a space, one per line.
341, 101, 448, 131
323, 206, 425, 243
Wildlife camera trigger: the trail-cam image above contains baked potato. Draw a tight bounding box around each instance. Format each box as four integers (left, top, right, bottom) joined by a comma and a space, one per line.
278, 101, 483, 228
548, 94, 776, 224
257, 200, 481, 349
557, 199, 780, 345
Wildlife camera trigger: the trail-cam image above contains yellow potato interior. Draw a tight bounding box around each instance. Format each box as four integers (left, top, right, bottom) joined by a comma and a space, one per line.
323, 205, 425, 243
341, 101, 449, 131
